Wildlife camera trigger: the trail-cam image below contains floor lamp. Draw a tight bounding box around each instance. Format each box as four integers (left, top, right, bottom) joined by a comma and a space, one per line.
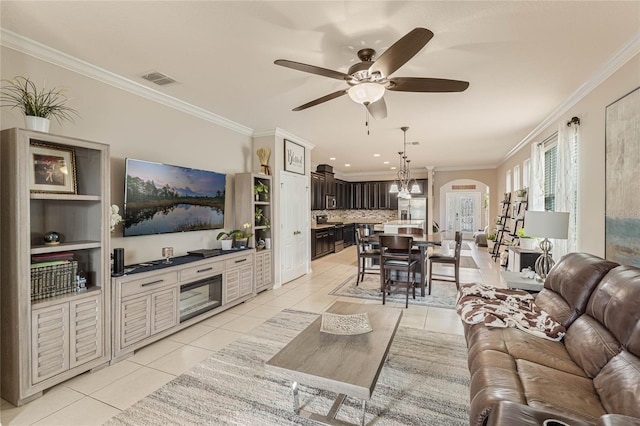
524, 211, 569, 280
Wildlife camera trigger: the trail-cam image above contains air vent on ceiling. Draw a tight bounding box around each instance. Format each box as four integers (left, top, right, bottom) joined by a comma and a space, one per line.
141, 71, 177, 86
410, 141, 420, 145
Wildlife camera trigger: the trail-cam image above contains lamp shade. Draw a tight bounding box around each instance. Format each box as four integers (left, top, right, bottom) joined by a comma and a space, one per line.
347, 82, 385, 104
389, 183, 399, 193
524, 211, 569, 239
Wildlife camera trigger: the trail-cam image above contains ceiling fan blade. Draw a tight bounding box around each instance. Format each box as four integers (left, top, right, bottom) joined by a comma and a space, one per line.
388, 77, 469, 92
275, 59, 349, 81
369, 28, 434, 78
292, 89, 347, 111
365, 98, 387, 120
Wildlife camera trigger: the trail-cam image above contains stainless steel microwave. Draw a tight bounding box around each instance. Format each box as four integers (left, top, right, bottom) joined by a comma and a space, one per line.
325, 195, 337, 209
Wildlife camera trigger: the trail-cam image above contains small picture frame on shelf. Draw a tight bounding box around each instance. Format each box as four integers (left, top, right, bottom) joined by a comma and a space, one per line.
284, 139, 305, 175
29, 143, 77, 194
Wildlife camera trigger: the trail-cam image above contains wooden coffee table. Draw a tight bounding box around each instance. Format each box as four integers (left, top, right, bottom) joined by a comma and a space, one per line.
265, 301, 403, 426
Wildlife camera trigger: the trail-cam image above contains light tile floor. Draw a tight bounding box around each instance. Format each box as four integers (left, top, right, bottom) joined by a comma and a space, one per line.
1, 241, 503, 425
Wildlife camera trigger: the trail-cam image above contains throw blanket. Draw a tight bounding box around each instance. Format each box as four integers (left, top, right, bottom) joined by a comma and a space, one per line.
456, 283, 566, 341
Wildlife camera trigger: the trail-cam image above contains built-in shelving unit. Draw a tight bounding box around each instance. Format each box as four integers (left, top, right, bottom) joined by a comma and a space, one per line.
235, 173, 273, 293
491, 192, 511, 263
0, 128, 111, 406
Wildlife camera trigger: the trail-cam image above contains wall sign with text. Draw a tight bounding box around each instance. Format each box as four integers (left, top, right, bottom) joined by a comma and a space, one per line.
284, 139, 305, 175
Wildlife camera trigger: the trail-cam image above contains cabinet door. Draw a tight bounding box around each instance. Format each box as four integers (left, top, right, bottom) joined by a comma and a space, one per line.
378, 182, 389, 209
151, 288, 178, 334
262, 251, 272, 288
69, 295, 103, 369
239, 263, 254, 298
32, 304, 70, 384
353, 183, 363, 209
255, 252, 265, 289
311, 173, 320, 209
120, 296, 151, 349
225, 268, 241, 303
325, 173, 335, 195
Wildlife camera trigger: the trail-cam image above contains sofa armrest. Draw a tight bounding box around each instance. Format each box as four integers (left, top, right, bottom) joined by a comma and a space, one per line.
486, 401, 594, 426
597, 415, 640, 426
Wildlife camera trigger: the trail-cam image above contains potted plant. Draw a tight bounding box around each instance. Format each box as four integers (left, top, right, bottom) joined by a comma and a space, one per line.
0, 76, 78, 132
517, 228, 538, 250
495, 218, 503, 231
515, 187, 528, 202
486, 232, 496, 250
216, 230, 236, 250
233, 222, 254, 248
254, 181, 269, 201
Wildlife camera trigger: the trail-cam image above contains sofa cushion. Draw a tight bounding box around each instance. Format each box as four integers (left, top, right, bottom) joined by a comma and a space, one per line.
536, 253, 618, 328
594, 351, 640, 418
467, 326, 586, 377
586, 266, 640, 352
564, 315, 621, 378
517, 359, 606, 422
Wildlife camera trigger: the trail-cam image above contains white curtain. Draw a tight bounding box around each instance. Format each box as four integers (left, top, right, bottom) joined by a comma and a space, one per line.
554, 122, 579, 258
530, 142, 545, 211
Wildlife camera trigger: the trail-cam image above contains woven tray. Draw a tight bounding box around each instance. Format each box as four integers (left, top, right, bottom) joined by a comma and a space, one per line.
320, 312, 373, 335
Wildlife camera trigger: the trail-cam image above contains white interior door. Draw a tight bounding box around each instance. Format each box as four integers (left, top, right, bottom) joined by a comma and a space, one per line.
445, 191, 481, 239
280, 172, 308, 284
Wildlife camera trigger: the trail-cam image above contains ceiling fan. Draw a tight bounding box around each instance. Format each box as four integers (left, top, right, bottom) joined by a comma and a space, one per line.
275, 28, 469, 120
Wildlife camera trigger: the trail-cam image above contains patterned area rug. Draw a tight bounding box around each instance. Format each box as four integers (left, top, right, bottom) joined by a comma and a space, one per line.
329, 274, 459, 309
108, 310, 470, 426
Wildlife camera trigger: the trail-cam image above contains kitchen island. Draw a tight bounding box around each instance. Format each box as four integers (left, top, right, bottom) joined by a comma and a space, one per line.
383, 220, 425, 234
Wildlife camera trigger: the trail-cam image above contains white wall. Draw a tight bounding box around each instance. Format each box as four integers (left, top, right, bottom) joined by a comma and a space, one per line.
1, 47, 253, 264
497, 54, 640, 257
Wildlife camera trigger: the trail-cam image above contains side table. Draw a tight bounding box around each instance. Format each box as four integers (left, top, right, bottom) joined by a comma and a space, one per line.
500, 270, 544, 292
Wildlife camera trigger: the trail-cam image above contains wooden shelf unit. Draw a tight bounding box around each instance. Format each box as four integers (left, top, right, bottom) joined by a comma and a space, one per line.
0, 128, 111, 406
234, 173, 273, 293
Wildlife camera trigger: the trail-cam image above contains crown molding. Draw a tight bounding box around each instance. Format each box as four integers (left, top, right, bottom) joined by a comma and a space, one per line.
253, 127, 315, 149
503, 32, 640, 162
0, 28, 254, 136
433, 165, 497, 172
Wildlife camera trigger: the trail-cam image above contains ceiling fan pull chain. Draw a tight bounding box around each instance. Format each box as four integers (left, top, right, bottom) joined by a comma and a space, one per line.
366, 109, 370, 135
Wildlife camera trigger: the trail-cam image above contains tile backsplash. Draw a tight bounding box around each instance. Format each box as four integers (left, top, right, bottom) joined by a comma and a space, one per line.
311, 209, 397, 223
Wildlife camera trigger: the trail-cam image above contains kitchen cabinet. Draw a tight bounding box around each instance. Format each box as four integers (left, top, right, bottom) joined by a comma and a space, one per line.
311, 227, 335, 260
343, 224, 356, 247
311, 172, 325, 209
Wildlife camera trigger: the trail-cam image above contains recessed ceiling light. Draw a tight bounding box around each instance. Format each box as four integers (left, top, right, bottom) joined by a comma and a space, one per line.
391, 166, 397, 170
383, 161, 389, 164
329, 157, 336, 161
345, 164, 351, 167
373, 153, 380, 157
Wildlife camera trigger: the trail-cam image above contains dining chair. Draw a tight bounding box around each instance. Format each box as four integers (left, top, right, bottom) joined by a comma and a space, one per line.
397, 226, 425, 275
427, 231, 462, 294
355, 227, 380, 285
379, 234, 418, 308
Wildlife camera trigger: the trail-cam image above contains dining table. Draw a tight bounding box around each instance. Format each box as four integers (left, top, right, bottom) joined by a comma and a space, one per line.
362, 232, 442, 297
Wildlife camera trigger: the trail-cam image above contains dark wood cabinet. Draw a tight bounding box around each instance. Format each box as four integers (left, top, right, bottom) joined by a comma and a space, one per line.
311, 172, 325, 210
343, 223, 355, 247
311, 227, 335, 260
377, 181, 389, 209
324, 172, 335, 196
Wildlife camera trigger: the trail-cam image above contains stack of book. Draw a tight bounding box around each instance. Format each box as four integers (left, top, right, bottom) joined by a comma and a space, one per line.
30, 252, 78, 301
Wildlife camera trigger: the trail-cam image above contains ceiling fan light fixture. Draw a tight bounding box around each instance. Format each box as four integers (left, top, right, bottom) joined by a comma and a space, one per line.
347, 82, 385, 104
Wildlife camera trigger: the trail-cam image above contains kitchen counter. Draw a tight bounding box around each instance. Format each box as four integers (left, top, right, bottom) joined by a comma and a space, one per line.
311, 223, 336, 230
385, 220, 425, 226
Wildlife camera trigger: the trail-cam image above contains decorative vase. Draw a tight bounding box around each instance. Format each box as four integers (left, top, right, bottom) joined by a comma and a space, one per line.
25, 116, 51, 132
265, 238, 271, 249
520, 238, 538, 250
43, 231, 61, 245
220, 239, 233, 250
235, 238, 248, 249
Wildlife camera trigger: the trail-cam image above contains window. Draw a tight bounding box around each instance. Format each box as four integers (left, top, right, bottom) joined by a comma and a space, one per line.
513, 165, 520, 191
506, 169, 512, 194
544, 141, 558, 211
523, 159, 531, 189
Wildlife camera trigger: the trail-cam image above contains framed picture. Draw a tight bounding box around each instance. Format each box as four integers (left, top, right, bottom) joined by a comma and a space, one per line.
284, 139, 305, 175
29, 143, 77, 194
605, 86, 639, 267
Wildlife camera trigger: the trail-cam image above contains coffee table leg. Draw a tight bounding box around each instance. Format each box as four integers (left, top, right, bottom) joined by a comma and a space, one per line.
292, 381, 300, 415
361, 400, 367, 426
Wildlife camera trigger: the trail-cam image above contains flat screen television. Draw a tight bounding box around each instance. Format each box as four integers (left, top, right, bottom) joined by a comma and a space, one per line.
123, 158, 226, 237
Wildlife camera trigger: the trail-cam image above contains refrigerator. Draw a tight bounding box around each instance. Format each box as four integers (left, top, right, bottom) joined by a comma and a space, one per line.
398, 197, 427, 229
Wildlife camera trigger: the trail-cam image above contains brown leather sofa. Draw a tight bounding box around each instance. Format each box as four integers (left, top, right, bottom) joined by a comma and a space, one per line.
460, 252, 640, 426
